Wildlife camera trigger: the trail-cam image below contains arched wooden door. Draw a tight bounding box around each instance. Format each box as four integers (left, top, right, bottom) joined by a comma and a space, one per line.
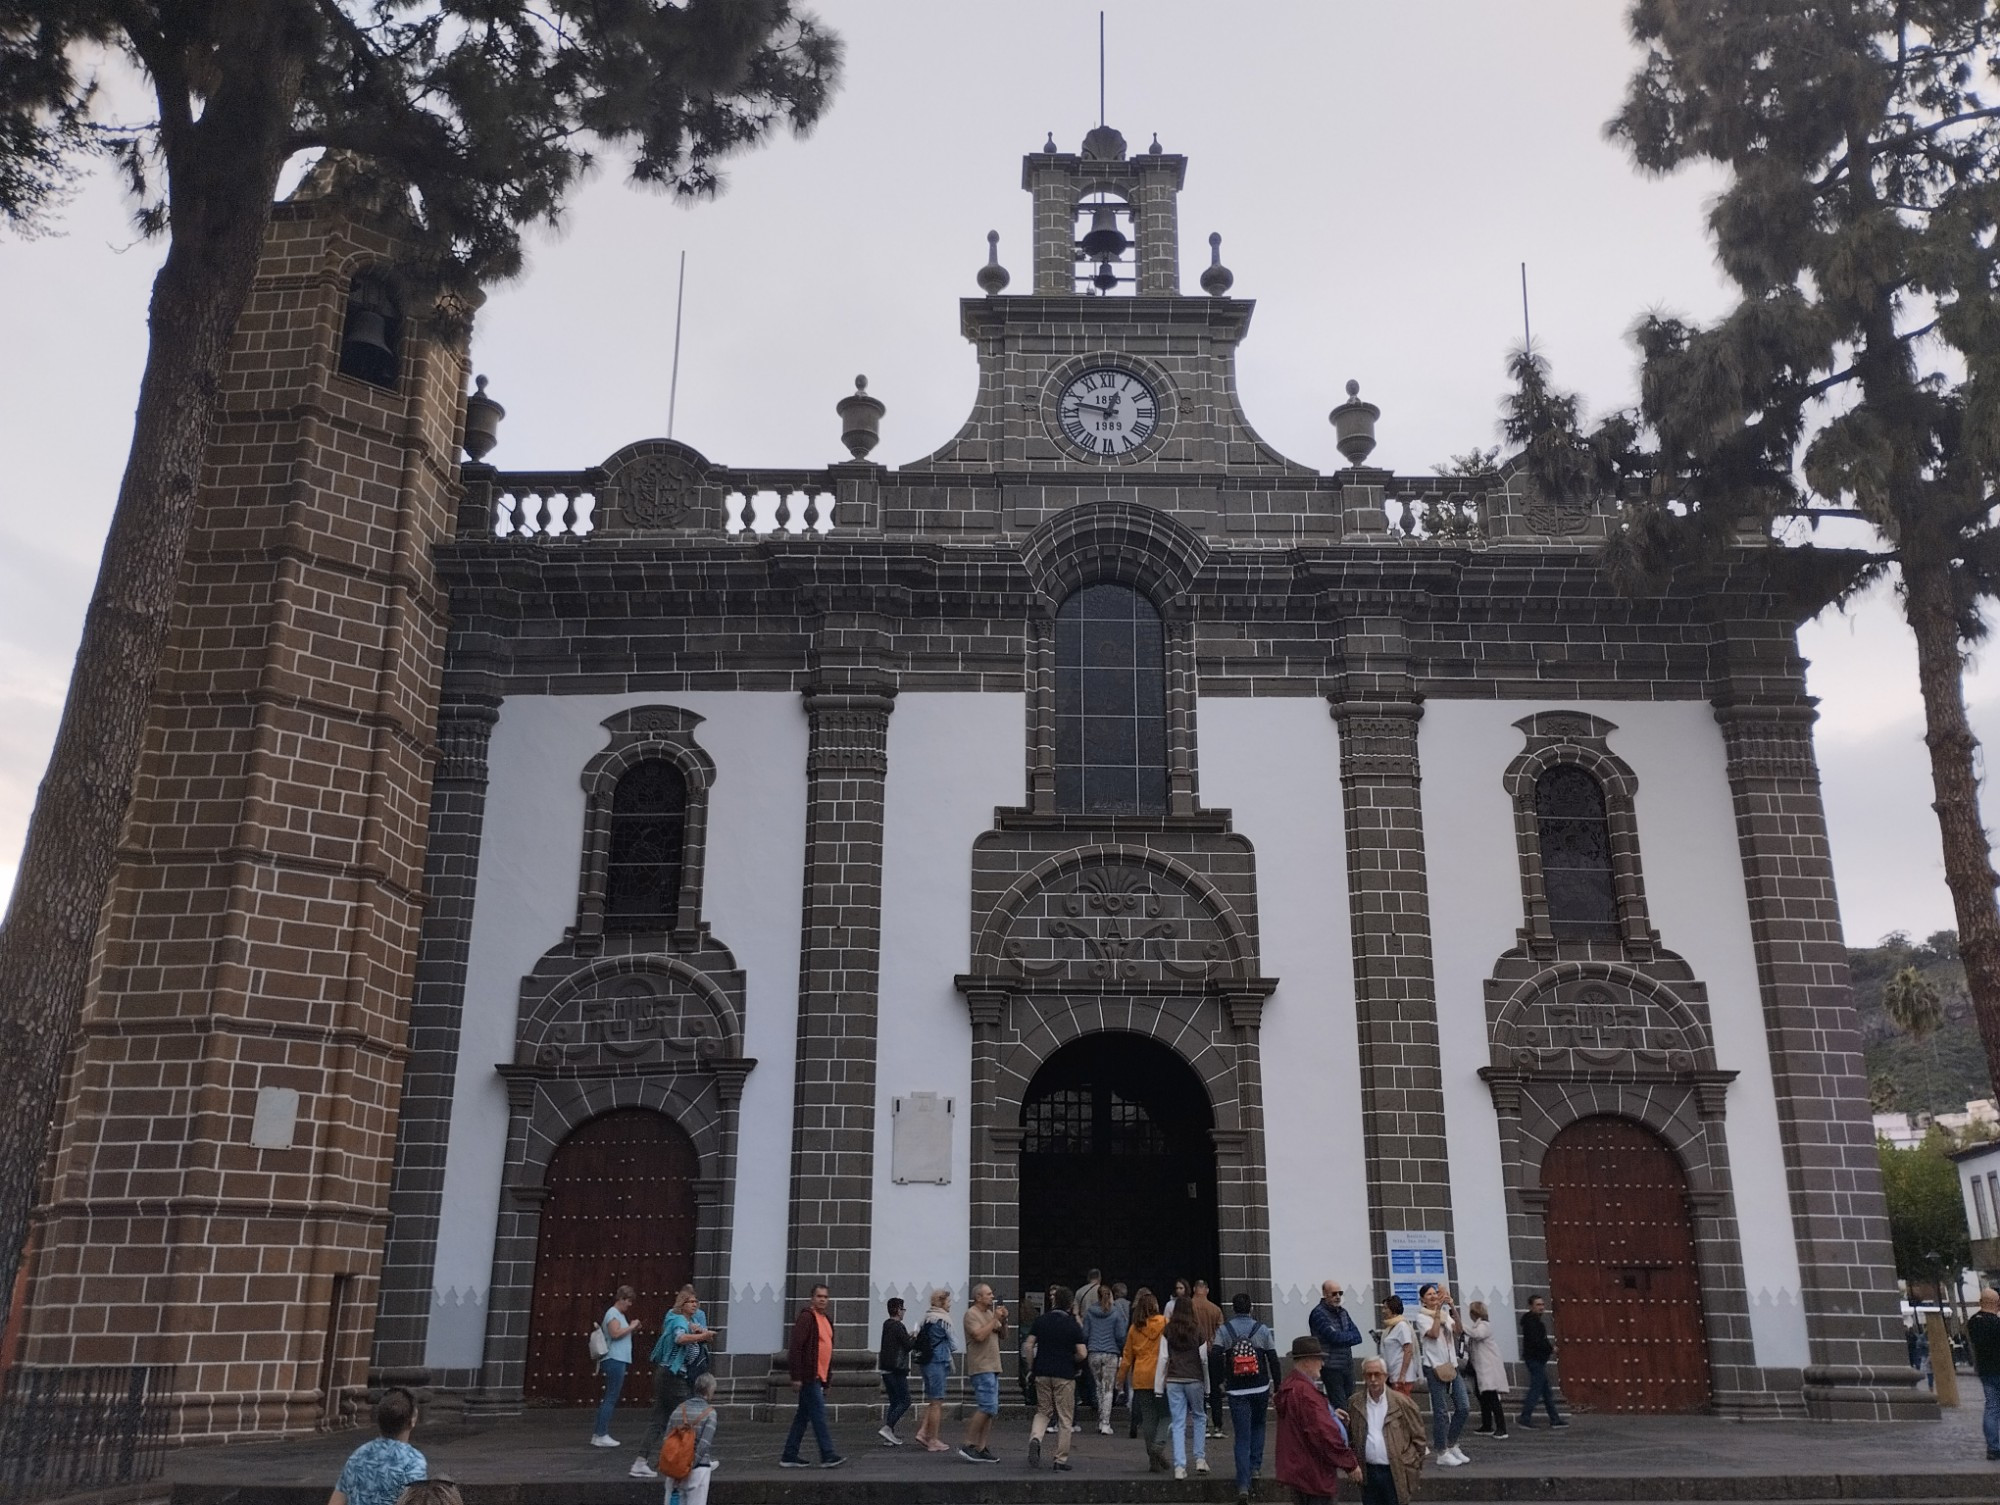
1543, 1116, 1711, 1413
523, 1110, 698, 1404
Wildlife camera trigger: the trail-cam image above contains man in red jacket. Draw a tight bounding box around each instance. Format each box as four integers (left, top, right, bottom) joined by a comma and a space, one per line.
1272, 1335, 1361, 1505
779, 1284, 846, 1469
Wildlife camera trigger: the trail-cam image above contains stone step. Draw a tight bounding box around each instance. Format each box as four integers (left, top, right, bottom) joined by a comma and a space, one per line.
169, 1482, 1995, 1505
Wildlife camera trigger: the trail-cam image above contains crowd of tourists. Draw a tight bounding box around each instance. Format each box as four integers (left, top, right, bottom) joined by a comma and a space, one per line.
846, 1269, 1568, 1504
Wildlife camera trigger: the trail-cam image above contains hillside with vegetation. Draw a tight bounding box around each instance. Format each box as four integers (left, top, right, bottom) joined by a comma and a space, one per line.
1853, 931, 1995, 1117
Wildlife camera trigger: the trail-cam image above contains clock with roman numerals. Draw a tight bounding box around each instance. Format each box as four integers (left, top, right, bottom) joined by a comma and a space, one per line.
1054, 367, 1161, 458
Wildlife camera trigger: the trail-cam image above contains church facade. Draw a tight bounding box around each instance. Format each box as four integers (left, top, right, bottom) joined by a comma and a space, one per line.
18, 127, 1927, 1435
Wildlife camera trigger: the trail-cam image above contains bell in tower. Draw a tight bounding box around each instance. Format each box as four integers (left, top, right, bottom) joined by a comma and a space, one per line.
1023, 125, 1185, 295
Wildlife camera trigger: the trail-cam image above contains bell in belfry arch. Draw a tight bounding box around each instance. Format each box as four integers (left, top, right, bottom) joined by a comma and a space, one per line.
341, 310, 393, 376
338, 273, 401, 389
1079, 204, 1129, 262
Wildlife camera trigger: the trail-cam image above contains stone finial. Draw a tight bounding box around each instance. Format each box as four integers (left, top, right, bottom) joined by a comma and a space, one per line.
463, 374, 504, 461
1330, 379, 1380, 468
1200, 232, 1234, 297
837, 374, 885, 460
977, 230, 1011, 295
1043, 131, 1059, 153
1081, 123, 1127, 161
1148, 133, 1163, 155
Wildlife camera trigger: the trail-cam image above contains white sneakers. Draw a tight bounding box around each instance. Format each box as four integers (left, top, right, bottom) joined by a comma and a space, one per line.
878, 1425, 902, 1446
589, 1435, 619, 1448
1098, 1422, 1113, 1435
627, 1459, 656, 1478
1438, 1445, 1470, 1466
1174, 1465, 1187, 1480
1195, 1458, 1210, 1474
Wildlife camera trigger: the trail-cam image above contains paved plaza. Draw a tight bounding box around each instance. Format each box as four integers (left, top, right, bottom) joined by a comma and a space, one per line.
163, 1393, 1998, 1501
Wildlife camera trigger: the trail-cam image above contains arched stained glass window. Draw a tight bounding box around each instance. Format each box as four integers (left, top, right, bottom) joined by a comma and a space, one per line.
1055, 583, 1167, 815
604, 758, 687, 928
1536, 764, 1618, 938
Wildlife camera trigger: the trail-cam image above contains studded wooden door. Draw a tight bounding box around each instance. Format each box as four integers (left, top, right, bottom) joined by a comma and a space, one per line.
1542, 1116, 1711, 1413
523, 1110, 698, 1405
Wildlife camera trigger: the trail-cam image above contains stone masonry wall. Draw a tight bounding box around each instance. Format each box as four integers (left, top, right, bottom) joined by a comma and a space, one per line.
21, 200, 468, 1440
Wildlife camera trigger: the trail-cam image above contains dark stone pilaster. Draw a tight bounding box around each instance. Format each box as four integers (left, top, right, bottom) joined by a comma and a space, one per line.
785, 671, 895, 1349
1712, 626, 1927, 1420
373, 693, 500, 1377
1329, 602, 1456, 1295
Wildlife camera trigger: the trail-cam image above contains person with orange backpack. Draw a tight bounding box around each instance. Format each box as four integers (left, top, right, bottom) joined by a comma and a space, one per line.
656, 1373, 719, 1505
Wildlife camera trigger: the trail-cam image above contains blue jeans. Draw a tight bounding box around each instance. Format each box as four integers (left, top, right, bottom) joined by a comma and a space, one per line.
593, 1357, 628, 1437
1227, 1391, 1267, 1490
1981, 1373, 2000, 1456
1520, 1359, 1560, 1423
783, 1377, 837, 1462
1166, 1380, 1207, 1467
1427, 1369, 1468, 1450
881, 1371, 911, 1430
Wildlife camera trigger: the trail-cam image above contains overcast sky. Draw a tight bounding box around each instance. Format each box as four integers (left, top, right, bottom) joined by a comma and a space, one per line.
2, 0, 1994, 947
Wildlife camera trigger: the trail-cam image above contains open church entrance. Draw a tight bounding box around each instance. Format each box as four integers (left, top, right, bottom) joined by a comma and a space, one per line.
1019, 1032, 1219, 1304
523, 1110, 697, 1405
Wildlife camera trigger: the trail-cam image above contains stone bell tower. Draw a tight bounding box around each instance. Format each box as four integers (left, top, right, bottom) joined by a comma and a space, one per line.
1024, 123, 1186, 294
18, 165, 474, 1439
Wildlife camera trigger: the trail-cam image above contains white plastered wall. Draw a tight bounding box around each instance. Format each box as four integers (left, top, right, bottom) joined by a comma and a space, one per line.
424, 691, 808, 1369
1421, 699, 1811, 1370
1199, 697, 1372, 1344
868, 693, 1025, 1311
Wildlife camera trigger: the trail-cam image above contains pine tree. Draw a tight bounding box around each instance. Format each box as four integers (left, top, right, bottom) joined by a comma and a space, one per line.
0, 0, 840, 1331
1603, 0, 2000, 1104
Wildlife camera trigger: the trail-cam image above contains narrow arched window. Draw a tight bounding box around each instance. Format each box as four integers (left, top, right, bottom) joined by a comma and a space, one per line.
1536, 765, 1617, 938
604, 759, 687, 929
1055, 582, 1166, 815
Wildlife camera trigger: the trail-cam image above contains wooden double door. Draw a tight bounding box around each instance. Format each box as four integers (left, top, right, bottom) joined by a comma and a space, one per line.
1543, 1116, 1712, 1413
523, 1110, 697, 1405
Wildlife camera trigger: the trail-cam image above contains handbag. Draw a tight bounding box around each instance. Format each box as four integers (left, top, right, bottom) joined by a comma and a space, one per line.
588, 1322, 610, 1363
1432, 1361, 1458, 1384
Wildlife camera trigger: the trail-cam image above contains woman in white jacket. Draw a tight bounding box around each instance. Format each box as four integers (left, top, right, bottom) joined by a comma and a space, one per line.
1464, 1300, 1510, 1438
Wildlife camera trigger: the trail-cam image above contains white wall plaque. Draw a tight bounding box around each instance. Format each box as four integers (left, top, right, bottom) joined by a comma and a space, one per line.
891, 1092, 953, 1184
250, 1086, 300, 1150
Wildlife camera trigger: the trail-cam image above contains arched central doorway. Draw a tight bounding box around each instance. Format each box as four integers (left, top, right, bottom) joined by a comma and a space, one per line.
1543, 1116, 1711, 1413
1019, 1032, 1218, 1303
523, 1110, 697, 1404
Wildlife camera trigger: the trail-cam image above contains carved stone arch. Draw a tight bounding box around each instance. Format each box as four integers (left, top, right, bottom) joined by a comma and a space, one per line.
575, 706, 717, 949
993, 994, 1242, 1134
514, 1074, 727, 1197
1502, 711, 1657, 961
517, 951, 747, 1070
973, 843, 1254, 983
1512, 1088, 1725, 1205
1021, 497, 1209, 610
595, 438, 722, 532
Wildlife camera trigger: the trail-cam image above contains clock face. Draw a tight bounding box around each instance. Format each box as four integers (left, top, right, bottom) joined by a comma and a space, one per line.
1055, 368, 1160, 457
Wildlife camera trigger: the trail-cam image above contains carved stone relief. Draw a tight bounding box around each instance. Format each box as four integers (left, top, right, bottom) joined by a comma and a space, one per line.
519, 967, 735, 1071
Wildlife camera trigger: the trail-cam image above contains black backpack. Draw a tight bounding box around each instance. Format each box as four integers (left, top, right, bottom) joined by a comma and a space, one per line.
911, 1320, 938, 1365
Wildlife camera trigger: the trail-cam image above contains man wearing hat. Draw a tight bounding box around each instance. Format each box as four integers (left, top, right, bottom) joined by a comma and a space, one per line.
1345, 1356, 1428, 1505
1271, 1335, 1360, 1505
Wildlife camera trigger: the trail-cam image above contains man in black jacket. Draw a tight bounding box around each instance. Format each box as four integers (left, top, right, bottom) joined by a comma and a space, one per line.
1309, 1279, 1364, 1406
1969, 1285, 2000, 1461
1517, 1295, 1566, 1428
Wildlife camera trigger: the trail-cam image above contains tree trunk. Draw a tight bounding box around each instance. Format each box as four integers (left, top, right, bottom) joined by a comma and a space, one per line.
1900, 552, 2000, 1110
0, 9, 311, 1336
